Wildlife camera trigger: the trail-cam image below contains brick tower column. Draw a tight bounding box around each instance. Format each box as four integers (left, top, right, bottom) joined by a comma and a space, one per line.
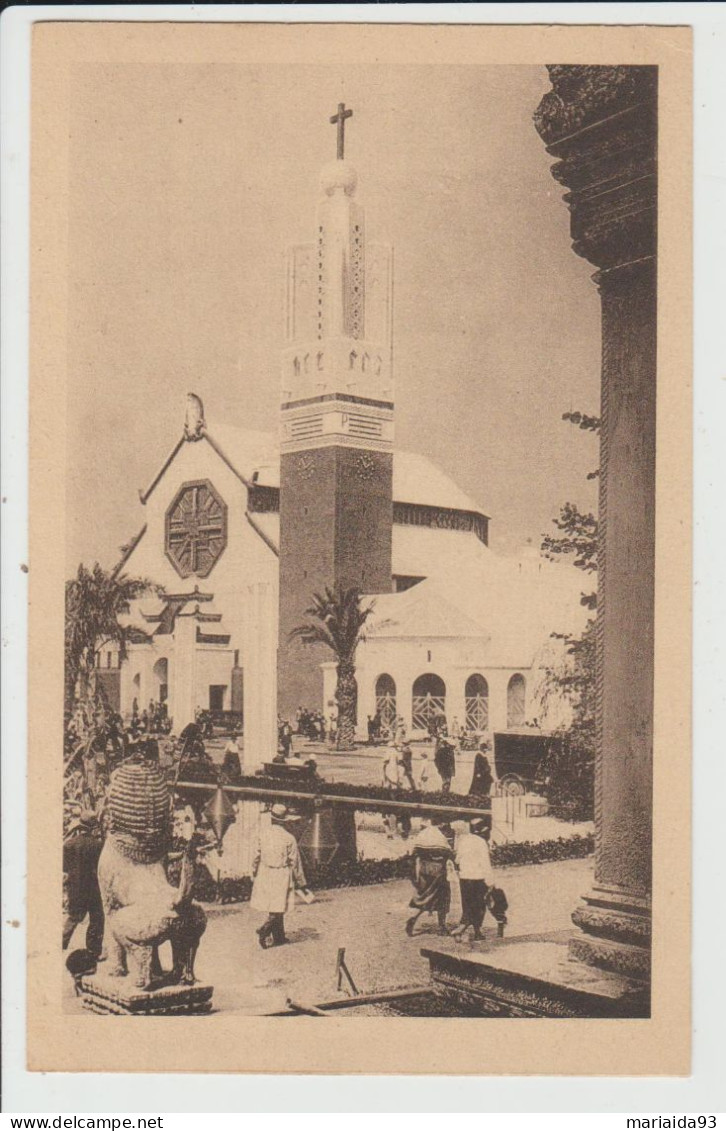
534, 66, 658, 986
277, 131, 394, 721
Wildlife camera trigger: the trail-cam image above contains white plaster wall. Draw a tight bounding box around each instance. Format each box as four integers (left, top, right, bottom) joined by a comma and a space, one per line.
119, 437, 279, 728
122, 437, 277, 653
194, 646, 236, 712
355, 634, 534, 740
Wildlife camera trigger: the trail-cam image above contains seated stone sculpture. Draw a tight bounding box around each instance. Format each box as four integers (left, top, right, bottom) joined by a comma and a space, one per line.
98, 756, 207, 991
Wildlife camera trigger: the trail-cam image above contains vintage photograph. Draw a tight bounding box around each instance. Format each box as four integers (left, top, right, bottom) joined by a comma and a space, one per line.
24, 21, 692, 1073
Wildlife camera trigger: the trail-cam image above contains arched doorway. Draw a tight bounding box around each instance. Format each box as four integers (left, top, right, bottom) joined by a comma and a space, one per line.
507, 673, 526, 727
412, 673, 446, 734
465, 673, 489, 734
153, 657, 169, 704
374, 673, 397, 731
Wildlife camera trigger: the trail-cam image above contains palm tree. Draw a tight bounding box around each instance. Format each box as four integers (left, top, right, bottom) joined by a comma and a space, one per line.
290, 585, 375, 750
64, 562, 158, 716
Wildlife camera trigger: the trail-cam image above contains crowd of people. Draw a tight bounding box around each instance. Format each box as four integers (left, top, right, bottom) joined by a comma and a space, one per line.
293, 706, 331, 742
63, 691, 504, 975
274, 707, 337, 757
406, 816, 507, 940
366, 710, 407, 745
132, 697, 172, 735
249, 803, 507, 950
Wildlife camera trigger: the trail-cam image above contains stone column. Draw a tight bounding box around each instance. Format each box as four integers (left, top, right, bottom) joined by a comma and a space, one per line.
534, 66, 657, 983
170, 611, 198, 731
230, 649, 244, 716
243, 580, 278, 772
488, 671, 510, 735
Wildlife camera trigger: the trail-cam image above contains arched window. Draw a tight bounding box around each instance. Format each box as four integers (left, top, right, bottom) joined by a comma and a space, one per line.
465, 673, 489, 734
412, 673, 447, 734
507, 673, 526, 728
375, 674, 397, 730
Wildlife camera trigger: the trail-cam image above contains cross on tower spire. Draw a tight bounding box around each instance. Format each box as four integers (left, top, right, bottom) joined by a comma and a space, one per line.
330, 102, 353, 160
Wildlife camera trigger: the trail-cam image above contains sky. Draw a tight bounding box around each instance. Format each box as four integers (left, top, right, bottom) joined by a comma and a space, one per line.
64, 62, 600, 572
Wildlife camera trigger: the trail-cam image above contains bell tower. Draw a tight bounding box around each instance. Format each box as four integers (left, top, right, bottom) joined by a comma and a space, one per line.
278, 104, 394, 719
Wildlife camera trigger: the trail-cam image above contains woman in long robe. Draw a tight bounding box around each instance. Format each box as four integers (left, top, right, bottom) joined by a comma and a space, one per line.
405, 820, 454, 936
434, 736, 456, 794
469, 752, 494, 799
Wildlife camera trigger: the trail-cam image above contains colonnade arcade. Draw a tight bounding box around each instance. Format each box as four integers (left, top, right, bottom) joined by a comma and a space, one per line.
367, 668, 528, 738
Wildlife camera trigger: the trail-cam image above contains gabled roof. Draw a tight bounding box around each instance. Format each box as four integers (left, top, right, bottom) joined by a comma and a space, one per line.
366, 584, 489, 640
362, 552, 590, 667
139, 420, 489, 519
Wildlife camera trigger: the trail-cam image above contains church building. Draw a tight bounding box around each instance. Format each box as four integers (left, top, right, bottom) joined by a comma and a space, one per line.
99, 106, 586, 750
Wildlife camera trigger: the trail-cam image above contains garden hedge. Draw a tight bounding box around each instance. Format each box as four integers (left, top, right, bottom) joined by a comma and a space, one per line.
174, 832, 594, 905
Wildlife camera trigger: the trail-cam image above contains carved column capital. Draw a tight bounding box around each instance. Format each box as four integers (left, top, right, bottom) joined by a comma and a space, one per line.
534, 65, 657, 273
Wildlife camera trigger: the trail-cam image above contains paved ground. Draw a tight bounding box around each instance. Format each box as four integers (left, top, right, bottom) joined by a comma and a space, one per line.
209, 734, 476, 791
65, 855, 592, 1015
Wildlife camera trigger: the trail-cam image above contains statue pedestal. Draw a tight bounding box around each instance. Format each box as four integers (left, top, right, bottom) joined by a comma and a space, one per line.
79, 970, 213, 1016
422, 935, 648, 1018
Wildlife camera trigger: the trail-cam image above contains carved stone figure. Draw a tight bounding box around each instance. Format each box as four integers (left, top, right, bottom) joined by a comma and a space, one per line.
183, 392, 206, 441
97, 758, 207, 991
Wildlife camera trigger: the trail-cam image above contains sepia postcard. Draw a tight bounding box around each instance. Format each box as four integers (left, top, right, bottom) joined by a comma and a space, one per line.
25, 20, 691, 1075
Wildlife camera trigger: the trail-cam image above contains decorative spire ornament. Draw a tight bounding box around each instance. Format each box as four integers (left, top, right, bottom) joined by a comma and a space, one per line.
329, 102, 353, 160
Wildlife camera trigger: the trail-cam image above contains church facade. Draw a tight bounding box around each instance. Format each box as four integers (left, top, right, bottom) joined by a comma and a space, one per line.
100, 115, 586, 749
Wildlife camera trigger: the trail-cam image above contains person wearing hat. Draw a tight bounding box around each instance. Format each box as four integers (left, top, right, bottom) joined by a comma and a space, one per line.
251, 804, 307, 948
62, 809, 104, 959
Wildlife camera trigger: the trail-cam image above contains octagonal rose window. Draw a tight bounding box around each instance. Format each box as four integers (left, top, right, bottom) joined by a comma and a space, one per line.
165, 479, 227, 579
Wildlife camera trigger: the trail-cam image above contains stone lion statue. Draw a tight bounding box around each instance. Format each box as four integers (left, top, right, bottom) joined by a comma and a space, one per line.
98, 757, 207, 991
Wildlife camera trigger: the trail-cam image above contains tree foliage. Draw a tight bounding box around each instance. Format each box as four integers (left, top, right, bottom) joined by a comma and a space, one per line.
542, 503, 598, 610
290, 585, 375, 751
64, 562, 157, 714
538, 412, 600, 820
537, 622, 597, 820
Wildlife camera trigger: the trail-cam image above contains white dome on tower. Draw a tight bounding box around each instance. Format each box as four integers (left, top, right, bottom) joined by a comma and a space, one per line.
320, 159, 357, 197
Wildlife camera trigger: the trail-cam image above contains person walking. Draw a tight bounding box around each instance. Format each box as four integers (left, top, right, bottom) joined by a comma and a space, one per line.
279, 720, 293, 760
382, 747, 402, 838
396, 744, 414, 838
434, 733, 456, 794
62, 810, 104, 959
406, 818, 454, 936
451, 819, 493, 940
222, 733, 242, 782
469, 747, 494, 799
399, 743, 416, 791
251, 804, 306, 948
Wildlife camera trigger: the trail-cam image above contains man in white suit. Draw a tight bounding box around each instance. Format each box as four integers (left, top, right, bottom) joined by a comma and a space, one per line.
251, 804, 306, 948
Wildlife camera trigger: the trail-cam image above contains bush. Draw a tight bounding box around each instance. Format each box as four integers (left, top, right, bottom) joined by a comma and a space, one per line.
183, 834, 594, 904
490, 834, 594, 867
